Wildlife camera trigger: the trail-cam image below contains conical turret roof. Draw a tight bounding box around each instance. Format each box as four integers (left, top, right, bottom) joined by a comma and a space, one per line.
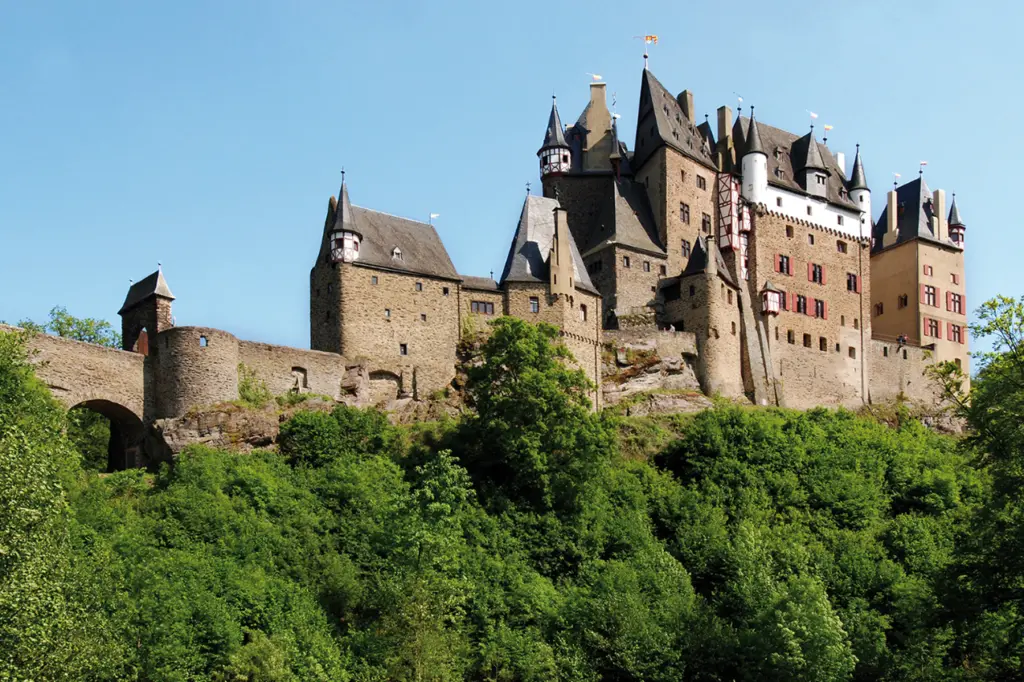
849, 145, 868, 190
334, 180, 353, 229
745, 112, 765, 156
801, 130, 827, 171
539, 97, 569, 152
948, 194, 964, 226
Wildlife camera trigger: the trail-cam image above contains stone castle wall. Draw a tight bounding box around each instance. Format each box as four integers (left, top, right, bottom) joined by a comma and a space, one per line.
237, 341, 350, 399
153, 326, 239, 419
867, 338, 939, 405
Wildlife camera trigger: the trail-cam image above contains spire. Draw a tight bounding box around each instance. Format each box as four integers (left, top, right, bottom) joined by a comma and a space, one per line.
802, 130, 827, 172
334, 177, 353, 228
849, 144, 868, 190
539, 96, 569, 152
745, 107, 765, 156
948, 193, 965, 226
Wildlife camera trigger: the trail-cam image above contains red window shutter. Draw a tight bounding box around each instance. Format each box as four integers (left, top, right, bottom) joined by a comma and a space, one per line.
774, 254, 780, 273
821, 266, 827, 286
823, 301, 829, 320
922, 316, 929, 337
946, 290, 952, 311
962, 294, 966, 315
947, 321, 953, 341
920, 284, 926, 305
960, 326, 966, 345
808, 262, 814, 281
934, 288, 941, 307
790, 293, 797, 311
856, 275, 862, 293
807, 299, 814, 317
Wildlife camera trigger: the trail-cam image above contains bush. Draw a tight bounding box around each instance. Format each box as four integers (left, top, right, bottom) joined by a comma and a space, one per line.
278, 411, 342, 467
237, 363, 272, 409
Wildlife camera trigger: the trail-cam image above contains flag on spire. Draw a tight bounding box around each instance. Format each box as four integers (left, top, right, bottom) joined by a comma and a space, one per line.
919, 161, 928, 166
823, 124, 834, 131
807, 111, 819, 119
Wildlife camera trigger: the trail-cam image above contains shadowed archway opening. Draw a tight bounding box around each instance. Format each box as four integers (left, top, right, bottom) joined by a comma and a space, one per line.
68, 400, 145, 472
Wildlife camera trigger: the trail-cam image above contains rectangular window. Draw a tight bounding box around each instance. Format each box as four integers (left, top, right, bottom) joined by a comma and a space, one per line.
875, 302, 884, 316
814, 299, 825, 318
898, 294, 908, 309
777, 254, 791, 275
811, 263, 823, 284
926, 318, 940, 338
680, 203, 690, 224
807, 233, 815, 245
399, 343, 408, 355
643, 261, 651, 272
623, 256, 631, 268
420, 313, 427, 321
923, 264, 933, 276
415, 281, 423, 291
384, 308, 391, 318
796, 295, 807, 314
697, 175, 707, 190
443, 287, 450, 296
788, 329, 795, 344
371, 275, 379, 285
580, 304, 588, 322
837, 240, 847, 253
786, 225, 794, 238
803, 333, 812, 348
819, 336, 828, 351
951, 273, 960, 285
681, 240, 691, 258
702, 213, 712, 233
776, 197, 783, 207
951, 324, 963, 343
924, 285, 937, 307
659, 264, 667, 275
849, 346, 857, 359
837, 215, 844, 226
471, 301, 495, 315
779, 290, 788, 310
951, 293, 963, 314
846, 272, 858, 292
529, 297, 539, 313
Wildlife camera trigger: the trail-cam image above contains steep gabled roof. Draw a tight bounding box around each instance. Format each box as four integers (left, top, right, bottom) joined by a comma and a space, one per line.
632, 68, 717, 171
346, 206, 460, 280
577, 176, 664, 258
540, 98, 569, 151
500, 195, 598, 294
793, 130, 827, 172
872, 177, 959, 253
737, 116, 857, 210
119, 269, 174, 314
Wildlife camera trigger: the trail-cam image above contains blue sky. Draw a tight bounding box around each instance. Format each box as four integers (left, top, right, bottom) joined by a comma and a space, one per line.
0, 1, 1018, 352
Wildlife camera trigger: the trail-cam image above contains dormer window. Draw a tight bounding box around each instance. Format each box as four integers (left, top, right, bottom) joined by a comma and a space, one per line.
392, 247, 403, 261
816, 174, 826, 185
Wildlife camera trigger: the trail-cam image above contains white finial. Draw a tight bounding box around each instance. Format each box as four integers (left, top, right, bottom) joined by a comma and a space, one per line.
157, 262, 162, 272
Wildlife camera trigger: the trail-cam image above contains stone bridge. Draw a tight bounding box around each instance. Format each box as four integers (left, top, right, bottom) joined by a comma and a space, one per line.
3, 325, 148, 469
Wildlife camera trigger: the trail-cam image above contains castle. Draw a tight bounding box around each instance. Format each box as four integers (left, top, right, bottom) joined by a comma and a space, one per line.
13, 63, 970, 466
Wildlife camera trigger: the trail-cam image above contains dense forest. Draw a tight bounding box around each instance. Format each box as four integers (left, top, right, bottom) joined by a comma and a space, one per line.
2, 299, 1024, 681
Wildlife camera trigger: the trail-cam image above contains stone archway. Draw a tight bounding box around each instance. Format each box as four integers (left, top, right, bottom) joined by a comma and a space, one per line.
69, 399, 146, 471
367, 370, 402, 405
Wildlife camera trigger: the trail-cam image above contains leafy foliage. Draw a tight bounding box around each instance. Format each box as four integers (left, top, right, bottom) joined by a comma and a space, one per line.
238, 363, 273, 409
5, 302, 1024, 679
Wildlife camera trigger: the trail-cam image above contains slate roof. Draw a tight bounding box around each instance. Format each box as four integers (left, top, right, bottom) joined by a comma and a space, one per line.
745, 113, 765, 156
849, 146, 868, 191
119, 269, 175, 314
579, 177, 664, 257
500, 195, 599, 295
460, 275, 499, 291
948, 194, 964, 225
735, 116, 859, 210
796, 130, 827, 172
872, 177, 959, 253
540, 98, 569, 151
679, 236, 736, 288
632, 68, 717, 171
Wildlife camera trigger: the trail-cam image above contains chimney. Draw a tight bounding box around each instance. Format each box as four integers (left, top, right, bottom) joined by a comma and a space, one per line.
583, 82, 612, 172
886, 189, 898, 236
677, 90, 695, 124
932, 189, 947, 242
705, 234, 718, 278
716, 105, 734, 168
550, 205, 574, 298
835, 152, 846, 175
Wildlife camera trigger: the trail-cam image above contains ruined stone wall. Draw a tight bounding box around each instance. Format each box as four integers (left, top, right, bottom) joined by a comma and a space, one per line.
2, 324, 146, 419
338, 263, 460, 399
237, 341, 349, 399
750, 210, 871, 408
604, 328, 697, 361
153, 326, 239, 418
868, 338, 939, 405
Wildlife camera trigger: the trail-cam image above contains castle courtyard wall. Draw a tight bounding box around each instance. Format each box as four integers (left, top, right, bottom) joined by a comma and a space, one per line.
867, 338, 938, 405
339, 263, 460, 399
238, 341, 349, 399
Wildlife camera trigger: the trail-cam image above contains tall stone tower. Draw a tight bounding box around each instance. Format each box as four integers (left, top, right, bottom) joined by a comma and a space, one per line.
119, 268, 174, 354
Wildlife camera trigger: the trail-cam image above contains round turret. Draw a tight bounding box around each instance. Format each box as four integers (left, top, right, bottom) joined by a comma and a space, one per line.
848, 144, 871, 237
538, 96, 571, 177
740, 110, 768, 204
152, 326, 240, 419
